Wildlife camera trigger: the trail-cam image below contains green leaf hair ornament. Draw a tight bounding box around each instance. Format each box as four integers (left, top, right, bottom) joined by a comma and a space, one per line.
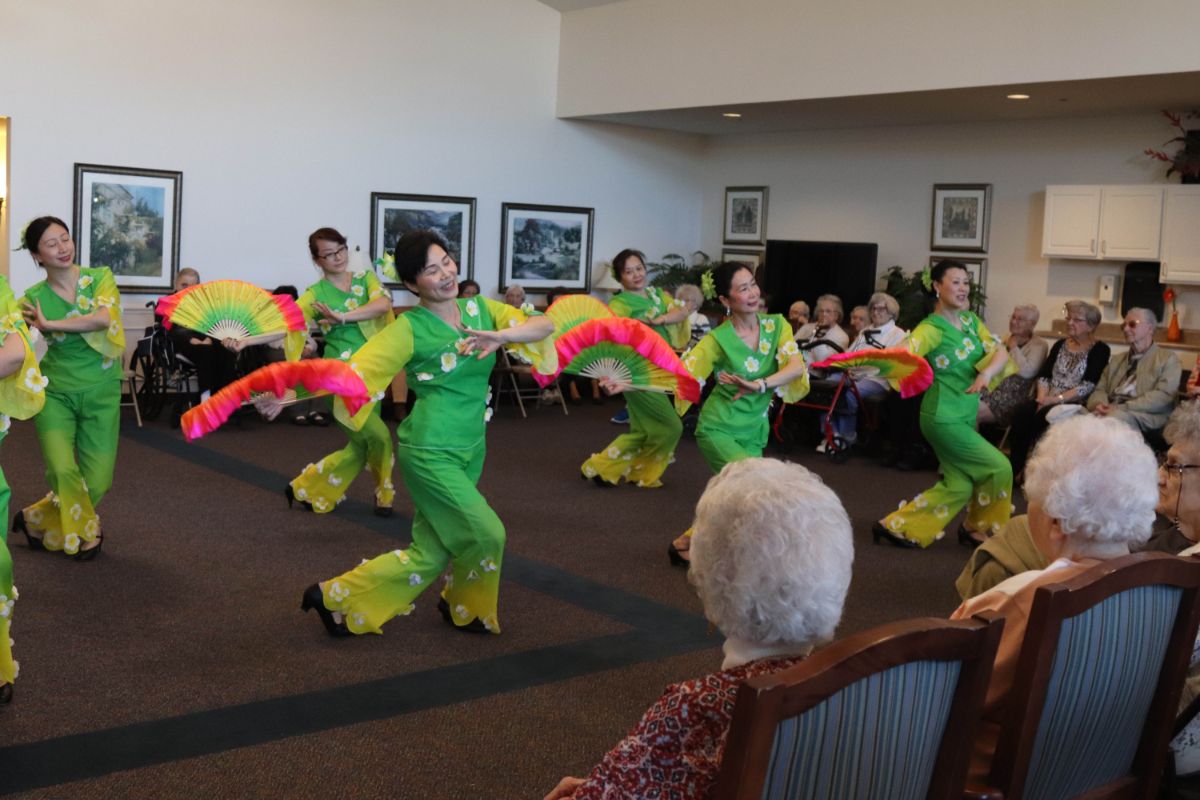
375, 251, 398, 282
700, 270, 716, 300
919, 264, 933, 292
12, 220, 31, 252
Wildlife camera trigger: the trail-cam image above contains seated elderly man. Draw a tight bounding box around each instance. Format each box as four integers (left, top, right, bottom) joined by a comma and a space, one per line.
545, 458, 854, 800
952, 414, 1159, 782
787, 299, 810, 330
164, 267, 241, 399
1086, 307, 1181, 433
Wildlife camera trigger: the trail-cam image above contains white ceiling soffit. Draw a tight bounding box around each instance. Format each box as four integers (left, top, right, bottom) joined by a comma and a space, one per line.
563, 72, 1200, 136
537, 0, 627, 12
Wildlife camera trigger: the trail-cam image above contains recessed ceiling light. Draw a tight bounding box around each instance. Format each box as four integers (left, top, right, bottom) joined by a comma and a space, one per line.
1006, 94, 1030, 100
722, 112, 742, 118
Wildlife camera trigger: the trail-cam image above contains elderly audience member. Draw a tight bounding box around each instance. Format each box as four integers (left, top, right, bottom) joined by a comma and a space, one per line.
673, 283, 711, 350
457, 279, 481, 298
820, 292, 906, 449
847, 304, 869, 341
1087, 307, 1181, 434
794, 294, 849, 365
952, 414, 1159, 782
1006, 300, 1110, 478
545, 458, 853, 800
164, 267, 241, 400
503, 284, 526, 308
787, 300, 810, 330
978, 304, 1048, 427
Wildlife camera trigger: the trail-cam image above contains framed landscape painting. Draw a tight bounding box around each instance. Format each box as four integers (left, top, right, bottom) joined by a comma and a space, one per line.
500, 203, 594, 292
930, 183, 991, 252
723, 186, 768, 245
370, 192, 476, 286
73, 163, 182, 292
721, 248, 763, 269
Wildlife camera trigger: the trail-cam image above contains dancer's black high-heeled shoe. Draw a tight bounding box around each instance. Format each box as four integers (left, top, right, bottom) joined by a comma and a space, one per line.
872, 522, 918, 549
667, 543, 689, 568
301, 584, 350, 637
13, 512, 42, 551
284, 486, 313, 512
958, 524, 986, 549
0, 682, 12, 704
437, 597, 488, 634
374, 506, 393, 518
73, 534, 103, 562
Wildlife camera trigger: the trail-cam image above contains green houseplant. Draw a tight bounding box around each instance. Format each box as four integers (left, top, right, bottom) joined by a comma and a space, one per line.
884, 264, 987, 330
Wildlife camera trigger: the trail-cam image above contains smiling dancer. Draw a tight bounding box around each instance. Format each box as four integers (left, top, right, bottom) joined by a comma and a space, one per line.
13, 217, 124, 560
581, 249, 689, 488
873, 260, 1012, 549
301, 230, 554, 636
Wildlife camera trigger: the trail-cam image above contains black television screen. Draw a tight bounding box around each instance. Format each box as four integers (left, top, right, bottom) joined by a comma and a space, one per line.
761, 240, 879, 320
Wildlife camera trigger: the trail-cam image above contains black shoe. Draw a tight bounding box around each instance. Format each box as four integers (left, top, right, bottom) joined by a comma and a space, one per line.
958, 524, 986, 548
301, 584, 350, 637
667, 542, 690, 568
0, 682, 11, 704
73, 534, 103, 562
285, 486, 313, 512
872, 522, 918, 549
437, 597, 488, 634
591, 475, 614, 489
374, 506, 393, 518
12, 512, 42, 551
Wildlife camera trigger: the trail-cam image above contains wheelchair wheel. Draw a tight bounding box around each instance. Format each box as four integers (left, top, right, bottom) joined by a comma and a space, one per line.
826, 435, 852, 464
136, 357, 169, 421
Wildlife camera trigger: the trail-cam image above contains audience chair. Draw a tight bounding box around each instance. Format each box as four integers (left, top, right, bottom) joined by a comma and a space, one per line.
713, 614, 1005, 800
491, 349, 567, 418
969, 552, 1200, 800
121, 354, 143, 428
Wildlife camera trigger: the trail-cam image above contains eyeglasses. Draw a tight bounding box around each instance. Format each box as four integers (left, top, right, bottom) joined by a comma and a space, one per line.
870, 304, 890, 312
1157, 453, 1200, 477
318, 245, 348, 262
1122, 319, 1143, 329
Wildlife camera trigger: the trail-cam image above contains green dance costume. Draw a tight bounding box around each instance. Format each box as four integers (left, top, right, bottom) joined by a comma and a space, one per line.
21, 268, 125, 555
319, 297, 552, 634
0, 277, 48, 688
880, 311, 1013, 547
581, 288, 689, 488
290, 271, 396, 512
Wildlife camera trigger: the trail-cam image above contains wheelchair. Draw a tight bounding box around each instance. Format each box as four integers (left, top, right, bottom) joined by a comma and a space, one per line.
772, 338, 862, 463
132, 304, 200, 425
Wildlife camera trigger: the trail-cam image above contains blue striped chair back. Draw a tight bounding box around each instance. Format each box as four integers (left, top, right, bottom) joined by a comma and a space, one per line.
758, 659, 962, 800
1021, 584, 1182, 800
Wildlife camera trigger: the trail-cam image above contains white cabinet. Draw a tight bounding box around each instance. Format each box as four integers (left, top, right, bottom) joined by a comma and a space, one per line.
1042, 185, 1163, 260
1160, 187, 1200, 284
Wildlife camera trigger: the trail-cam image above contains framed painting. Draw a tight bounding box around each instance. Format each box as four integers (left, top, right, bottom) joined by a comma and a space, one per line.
721, 248, 763, 269
931, 183, 991, 252
370, 192, 476, 286
723, 186, 768, 245
73, 163, 182, 292
500, 203, 594, 292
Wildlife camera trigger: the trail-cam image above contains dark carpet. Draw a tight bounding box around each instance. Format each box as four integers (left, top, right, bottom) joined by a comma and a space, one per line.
0, 397, 997, 799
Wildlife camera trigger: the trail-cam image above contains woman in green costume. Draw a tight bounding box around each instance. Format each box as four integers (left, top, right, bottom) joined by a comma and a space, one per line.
874, 260, 1012, 549
284, 227, 396, 516
582, 249, 690, 488
0, 275, 48, 704
13, 217, 124, 560
665, 262, 810, 565
301, 230, 554, 636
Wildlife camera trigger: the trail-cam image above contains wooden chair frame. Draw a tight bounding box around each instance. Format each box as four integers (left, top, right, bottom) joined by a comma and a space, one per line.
981, 552, 1200, 800
713, 614, 1005, 800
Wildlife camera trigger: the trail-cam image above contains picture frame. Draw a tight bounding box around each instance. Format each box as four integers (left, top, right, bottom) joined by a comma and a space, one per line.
721, 248, 763, 269
73, 163, 182, 292
500, 203, 594, 292
723, 186, 768, 245
930, 183, 991, 252
928, 255, 988, 293
370, 192, 476, 287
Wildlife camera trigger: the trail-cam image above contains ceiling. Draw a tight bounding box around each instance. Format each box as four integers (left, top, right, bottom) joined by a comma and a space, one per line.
563, 72, 1200, 136
537, 0, 626, 12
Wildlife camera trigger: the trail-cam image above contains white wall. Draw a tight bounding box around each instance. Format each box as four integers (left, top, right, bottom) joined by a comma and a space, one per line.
4, 0, 705, 303
699, 113, 1190, 330
558, 0, 1200, 117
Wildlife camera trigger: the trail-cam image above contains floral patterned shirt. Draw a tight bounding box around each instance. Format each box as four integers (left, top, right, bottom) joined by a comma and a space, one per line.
23, 266, 124, 392
907, 311, 1000, 421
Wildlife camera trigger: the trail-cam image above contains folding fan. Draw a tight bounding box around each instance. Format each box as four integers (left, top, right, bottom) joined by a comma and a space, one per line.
535, 317, 701, 404
180, 359, 370, 441
809, 347, 934, 399
156, 280, 307, 344
544, 294, 614, 334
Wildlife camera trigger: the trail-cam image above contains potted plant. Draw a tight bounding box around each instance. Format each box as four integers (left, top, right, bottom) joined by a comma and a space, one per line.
884, 264, 987, 330
1144, 110, 1200, 183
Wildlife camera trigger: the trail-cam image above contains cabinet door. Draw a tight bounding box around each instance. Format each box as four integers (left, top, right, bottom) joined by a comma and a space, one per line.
1099, 186, 1163, 260
1161, 187, 1200, 284
1043, 186, 1101, 257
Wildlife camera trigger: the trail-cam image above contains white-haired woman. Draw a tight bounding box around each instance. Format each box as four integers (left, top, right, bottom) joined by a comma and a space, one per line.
822, 291, 906, 448
546, 458, 854, 800
794, 293, 849, 365
978, 304, 1047, 427
673, 283, 711, 350
952, 414, 1159, 782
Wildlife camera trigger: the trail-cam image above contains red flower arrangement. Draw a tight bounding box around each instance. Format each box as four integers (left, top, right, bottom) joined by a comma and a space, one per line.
1145, 110, 1200, 179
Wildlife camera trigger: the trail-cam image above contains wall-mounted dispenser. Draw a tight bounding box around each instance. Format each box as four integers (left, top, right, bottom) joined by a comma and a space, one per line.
1099, 274, 1119, 305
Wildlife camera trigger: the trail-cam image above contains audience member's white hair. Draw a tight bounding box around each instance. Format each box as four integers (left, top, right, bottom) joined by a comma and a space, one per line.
1014, 303, 1040, 325
1024, 415, 1158, 547
867, 292, 899, 321
504, 284, 526, 305
1166, 401, 1200, 448
816, 294, 844, 322
1129, 306, 1158, 327
674, 283, 703, 307
688, 458, 853, 646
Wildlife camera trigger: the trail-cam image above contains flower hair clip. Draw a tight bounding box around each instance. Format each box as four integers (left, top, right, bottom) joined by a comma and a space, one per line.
919, 265, 933, 292
12, 220, 31, 252
700, 270, 716, 300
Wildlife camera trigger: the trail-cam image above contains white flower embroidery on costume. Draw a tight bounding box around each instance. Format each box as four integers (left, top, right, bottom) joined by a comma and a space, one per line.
480, 557, 498, 572
0, 415, 10, 434
417, 372, 433, 382
327, 581, 350, 603
408, 574, 423, 586
313, 497, 330, 512
779, 340, 799, 356
934, 354, 950, 370
77, 295, 93, 311
84, 518, 99, 536
954, 348, 968, 361
483, 407, 494, 422
914, 494, 929, 509
328, 474, 343, 487
482, 616, 499, 633
351, 613, 367, 628
887, 517, 905, 532
520, 302, 535, 316
68, 503, 82, 521
101, 358, 114, 370
63, 533, 81, 554
762, 318, 776, 333
744, 356, 760, 372
352, 284, 365, 297
455, 604, 469, 620
934, 505, 950, 519
467, 570, 480, 582
340, 350, 352, 360
344, 298, 359, 311
465, 299, 479, 318
393, 550, 410, 563
607, 446, 621, 458
758, 340, 770, 355
583, 464, 598, 477
295, 486, 309, 500
441, 352, 457, 372
26, 508, 43, 524
51, 332, 66, 343
977, 492, 991, 507
24, 369, 48, 392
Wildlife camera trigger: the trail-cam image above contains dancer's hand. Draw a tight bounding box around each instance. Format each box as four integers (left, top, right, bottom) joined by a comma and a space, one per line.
965, 374, 989, 395
544, 776, 585, 800
459, 328, 507, 359
719, 370, 760, 401
598, 376, 628, 396
20, 300, 50, 332
251, 390, 293, 420
313, 301, 344, 324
